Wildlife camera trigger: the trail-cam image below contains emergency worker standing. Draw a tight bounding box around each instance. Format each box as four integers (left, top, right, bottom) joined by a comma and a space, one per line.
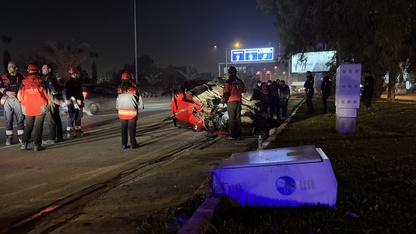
42, 64, 63, 144
304, 70, 315, 113
116, 71, 144, 149
221, 66, 247, 140
0, 61, 25, 145
18, 64, 62, 151
63, 67, 84, 138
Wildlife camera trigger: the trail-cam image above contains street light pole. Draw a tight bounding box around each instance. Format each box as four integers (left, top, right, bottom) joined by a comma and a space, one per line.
134, 0, 138, 84
225, 49, 228, 74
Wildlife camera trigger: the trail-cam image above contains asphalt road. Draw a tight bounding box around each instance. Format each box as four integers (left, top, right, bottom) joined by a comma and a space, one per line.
0, 96, 303, 233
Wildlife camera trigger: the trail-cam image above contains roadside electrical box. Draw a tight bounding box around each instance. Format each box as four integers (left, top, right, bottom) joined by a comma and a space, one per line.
335, 63, 362, 133
211, 145, 338, 207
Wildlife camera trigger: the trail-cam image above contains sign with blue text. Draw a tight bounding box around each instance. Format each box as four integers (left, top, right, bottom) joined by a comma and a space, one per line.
231, 47, 274, 62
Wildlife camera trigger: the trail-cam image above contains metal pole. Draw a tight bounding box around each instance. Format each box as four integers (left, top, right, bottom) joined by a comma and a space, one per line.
225, 49, 228, 76
218, 63, 220, 77
288, 55, 291, 89
134, 0, 138, 84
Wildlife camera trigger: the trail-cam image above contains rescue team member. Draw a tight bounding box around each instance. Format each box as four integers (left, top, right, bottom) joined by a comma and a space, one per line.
18, 64, 64, 151
63, 67, 84, 139
116, 71, 143, 149
42, 64, 63, 144
0, 61, 25, 145
220, 66, 247, 140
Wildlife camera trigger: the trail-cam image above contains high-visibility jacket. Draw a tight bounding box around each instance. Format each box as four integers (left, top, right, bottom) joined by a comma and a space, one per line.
18, 74, 57, 116
116, 84, 143, 120
222, 75, 247, 103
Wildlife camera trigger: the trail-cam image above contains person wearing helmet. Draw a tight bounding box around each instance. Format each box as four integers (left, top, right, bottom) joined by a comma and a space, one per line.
221, 66, 247, 140
0, 61, 26, 145
18, 64, 63, 151
116, 71, 143, 149
63, 66, 84, 139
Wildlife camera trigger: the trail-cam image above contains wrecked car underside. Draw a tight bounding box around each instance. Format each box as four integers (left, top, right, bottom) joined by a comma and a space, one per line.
169, 78, 264, 133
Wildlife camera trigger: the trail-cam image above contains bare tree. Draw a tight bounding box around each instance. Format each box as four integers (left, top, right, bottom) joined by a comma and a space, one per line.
1, 35, 12, 73
32, 40, 89, 81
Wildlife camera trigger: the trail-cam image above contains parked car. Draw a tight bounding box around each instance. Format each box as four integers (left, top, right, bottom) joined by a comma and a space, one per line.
59, 90, 100, 116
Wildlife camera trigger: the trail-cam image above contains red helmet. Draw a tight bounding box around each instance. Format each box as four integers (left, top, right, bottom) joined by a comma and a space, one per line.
27, 64, 38, 72
68, 66, 79, 74
121, 71, 132, 80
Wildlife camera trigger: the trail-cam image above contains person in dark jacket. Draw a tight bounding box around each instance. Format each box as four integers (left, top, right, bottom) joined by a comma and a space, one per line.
304, 70, 315, 113
221, 66, 247, 140
361, 70, 374, 110
267, 80, 280, 120
278, 80, 290, 119
116, 71, 143, 149
63, 67, 84, 139
0, 61, 25, 145
320, 71, 332, 114
251, 80, 262, 101
41, 64, 63, 144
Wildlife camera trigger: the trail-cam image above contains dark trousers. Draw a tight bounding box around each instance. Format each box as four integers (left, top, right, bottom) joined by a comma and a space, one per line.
280, 98, 289, 117
306, 90, 315, 113
23, 114, 46, 146
226, 101, 242, 138
361, 95, 372, 108
269, 96, 280, 118
46, 104, 63, 140
121, 118, 137, 146
322, 94, 329, 113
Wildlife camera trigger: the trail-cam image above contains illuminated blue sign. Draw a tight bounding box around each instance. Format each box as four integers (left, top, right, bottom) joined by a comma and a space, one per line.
231, 47, 274, 62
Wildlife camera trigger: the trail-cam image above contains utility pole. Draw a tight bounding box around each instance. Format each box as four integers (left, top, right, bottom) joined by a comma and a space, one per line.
134, 0, 139, 84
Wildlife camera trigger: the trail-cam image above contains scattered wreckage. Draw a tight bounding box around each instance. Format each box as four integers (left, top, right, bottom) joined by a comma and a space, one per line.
168, 77, 264, 133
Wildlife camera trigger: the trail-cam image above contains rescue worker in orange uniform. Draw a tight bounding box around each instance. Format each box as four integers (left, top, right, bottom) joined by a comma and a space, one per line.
221, 66, 247, 140
116, 71, 144, 149
18, 64, 63, 151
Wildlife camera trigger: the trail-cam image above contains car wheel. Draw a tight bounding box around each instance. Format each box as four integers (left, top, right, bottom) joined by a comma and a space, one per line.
89, 103, 99, 115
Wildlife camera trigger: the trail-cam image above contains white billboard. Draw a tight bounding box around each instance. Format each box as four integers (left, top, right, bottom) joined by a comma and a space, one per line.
291, 51, 336, 73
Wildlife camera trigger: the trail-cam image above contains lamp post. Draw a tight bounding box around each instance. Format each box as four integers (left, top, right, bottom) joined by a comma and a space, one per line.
214, 42, 239, 77
214, 45, 227, 77
134, 0, 138, 84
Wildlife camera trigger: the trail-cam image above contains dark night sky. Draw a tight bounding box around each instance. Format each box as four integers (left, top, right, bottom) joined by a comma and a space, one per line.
1, 0, 278, 75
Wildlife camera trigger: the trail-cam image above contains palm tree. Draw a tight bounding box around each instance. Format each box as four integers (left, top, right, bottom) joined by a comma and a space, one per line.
177, 64, 200, 81
144, 71, 162, 86
33, 40, 89, 81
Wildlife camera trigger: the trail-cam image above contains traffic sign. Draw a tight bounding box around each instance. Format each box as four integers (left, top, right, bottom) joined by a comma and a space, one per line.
231, 47, 274, 62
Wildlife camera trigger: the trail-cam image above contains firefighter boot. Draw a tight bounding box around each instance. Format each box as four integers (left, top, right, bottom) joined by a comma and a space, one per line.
6, 136, 13, 146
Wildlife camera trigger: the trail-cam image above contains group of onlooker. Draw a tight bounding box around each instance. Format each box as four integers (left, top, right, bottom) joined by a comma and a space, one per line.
251, 78, 291, 120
